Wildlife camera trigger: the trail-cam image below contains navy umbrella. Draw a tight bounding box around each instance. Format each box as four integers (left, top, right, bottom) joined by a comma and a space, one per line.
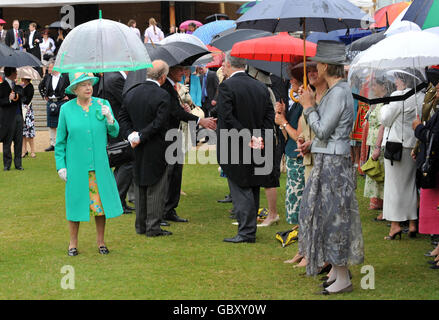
210, 28, 272, 52
0, 49, 42, 67
236, 0, 374, 87
236, 0, 374, 33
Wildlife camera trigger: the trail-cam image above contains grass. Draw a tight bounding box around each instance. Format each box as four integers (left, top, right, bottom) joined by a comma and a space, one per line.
0, 152, 438, 300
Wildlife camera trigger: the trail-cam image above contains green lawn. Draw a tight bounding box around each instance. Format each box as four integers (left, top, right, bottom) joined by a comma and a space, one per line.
0, 152, 438, 300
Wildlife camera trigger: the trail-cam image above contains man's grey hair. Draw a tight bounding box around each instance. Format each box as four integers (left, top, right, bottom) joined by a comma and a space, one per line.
147, 59, 169, 81
225, 51, 247, 69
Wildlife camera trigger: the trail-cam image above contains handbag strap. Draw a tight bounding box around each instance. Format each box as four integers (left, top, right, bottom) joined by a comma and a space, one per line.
385, 100, 405, 144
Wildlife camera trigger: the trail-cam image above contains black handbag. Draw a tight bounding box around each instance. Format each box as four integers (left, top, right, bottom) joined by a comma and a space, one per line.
384, 101, 404, 166
106, 140, 134, 168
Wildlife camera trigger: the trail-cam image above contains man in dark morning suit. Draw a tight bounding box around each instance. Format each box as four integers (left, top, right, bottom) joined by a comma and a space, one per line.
38, 62, 71, 151
97, 71, 135, 215
161, 65, 217, 224
24, 22, 42, 60
0, 67, 24, 170
217, 53, 274, 243
5, 20, 24, 50
197, 66, 219, 117
118, 60, 173, 237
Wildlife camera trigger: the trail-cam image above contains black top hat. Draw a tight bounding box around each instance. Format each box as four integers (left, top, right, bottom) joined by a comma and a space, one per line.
309, 40, 348, 66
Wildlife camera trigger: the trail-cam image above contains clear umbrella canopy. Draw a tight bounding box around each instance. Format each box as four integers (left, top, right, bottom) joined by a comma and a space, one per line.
348, 30, 439, 105
159, 33, 208, 50
54, 17, 152, 73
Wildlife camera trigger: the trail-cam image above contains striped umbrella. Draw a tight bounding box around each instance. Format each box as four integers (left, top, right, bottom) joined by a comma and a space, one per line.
192, 20, 236, 45
402, 0, 439, 29
236, 1, 261, 14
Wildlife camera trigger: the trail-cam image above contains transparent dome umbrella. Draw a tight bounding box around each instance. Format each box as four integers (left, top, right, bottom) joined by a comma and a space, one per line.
347, 31, 439, 106
54, 14, 152, 73
159, 33, 208, 50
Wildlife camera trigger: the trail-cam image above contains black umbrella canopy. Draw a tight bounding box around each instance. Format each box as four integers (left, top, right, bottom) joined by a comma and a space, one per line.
0, 50, 42, 68
349, 31, 385, 52
145, 42, 209, 67
0, 43, 15, 57
210, 28, 272, 52
123, 41, 209, 95
236, 0, 374, 33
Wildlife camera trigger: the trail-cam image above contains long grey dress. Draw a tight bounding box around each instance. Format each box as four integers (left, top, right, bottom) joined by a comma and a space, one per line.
299, 80, 364, 276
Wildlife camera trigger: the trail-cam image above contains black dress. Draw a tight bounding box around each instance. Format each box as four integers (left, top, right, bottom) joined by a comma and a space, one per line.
22, 83, 35, 138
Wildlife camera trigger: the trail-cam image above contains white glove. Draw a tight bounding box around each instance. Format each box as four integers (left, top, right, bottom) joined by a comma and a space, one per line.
98, 99, 114, 124
58, 168, 67, 182
128, 132, 140, 143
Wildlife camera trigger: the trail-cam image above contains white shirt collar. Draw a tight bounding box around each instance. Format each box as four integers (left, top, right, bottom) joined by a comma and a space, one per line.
5, 77, 14, 89
119, 71, 127, 80
230, 70, 246, 78
146, 79, 160, 87
167, 77, 175, 87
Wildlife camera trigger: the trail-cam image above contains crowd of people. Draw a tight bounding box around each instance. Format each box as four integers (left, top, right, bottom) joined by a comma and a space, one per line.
1, 15, 439, 296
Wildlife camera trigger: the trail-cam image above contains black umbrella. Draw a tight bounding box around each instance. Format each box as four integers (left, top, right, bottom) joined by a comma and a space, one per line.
349, 31, 385, 52
0, 43, 15, 57
210, 28, 272, 52
123, 41, 209, 95
205, 13, 229, 23
0, 49, 42, 68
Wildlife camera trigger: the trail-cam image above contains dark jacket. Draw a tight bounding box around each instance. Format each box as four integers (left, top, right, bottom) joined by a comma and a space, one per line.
200, 70, 219, 115
97, 72, 126, 143
216, 72, 275, 187
118, 81, 171, 186
5, 29, 24, 48
38, 73, 70, 100
21, 82, 34, 105
161, 78, 199, 132
415, 110, 439, 173
24, 30, 43, 60
0, 80, 22, 142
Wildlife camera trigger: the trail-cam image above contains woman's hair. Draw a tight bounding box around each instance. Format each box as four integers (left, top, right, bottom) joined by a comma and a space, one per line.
127, 19, 136, 27
326, 64, 345, 78
149, 18, 157, 34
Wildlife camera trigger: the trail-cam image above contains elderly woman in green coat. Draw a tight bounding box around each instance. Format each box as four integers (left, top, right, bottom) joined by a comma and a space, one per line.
55, 72, 123, 256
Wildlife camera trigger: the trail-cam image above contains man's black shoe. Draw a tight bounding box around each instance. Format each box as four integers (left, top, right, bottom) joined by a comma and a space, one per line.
160, 220, 170, 227
217, 194, 232, 203
146, 229, 173, 237
15, 167, 24, 171
3, 167, 10, 171
123, 206, 133, 214
164, 213, 188, 222
223, 235, 255, 243
45, 145, 55, 152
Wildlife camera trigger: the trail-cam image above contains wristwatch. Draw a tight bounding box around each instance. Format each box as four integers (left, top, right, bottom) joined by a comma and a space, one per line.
280, 123, 288, 130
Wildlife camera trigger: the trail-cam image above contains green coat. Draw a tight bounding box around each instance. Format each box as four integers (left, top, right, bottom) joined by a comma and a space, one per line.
55, 97, 123, 222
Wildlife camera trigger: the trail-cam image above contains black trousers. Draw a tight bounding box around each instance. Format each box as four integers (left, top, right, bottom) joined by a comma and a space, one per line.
114, 161, 134, 207
3, 114, 23, 169
228, 178, 260, 241
163, 163, 183, 218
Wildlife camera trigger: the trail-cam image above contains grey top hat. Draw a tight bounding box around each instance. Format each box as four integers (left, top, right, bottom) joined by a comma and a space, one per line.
309, 40, 348, 65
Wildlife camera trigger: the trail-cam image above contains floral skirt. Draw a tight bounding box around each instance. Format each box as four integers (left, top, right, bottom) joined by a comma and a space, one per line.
285, 156, 305, 224
89, 171, 105, 217
23, 105, 35, 138
298, 153, 364, 276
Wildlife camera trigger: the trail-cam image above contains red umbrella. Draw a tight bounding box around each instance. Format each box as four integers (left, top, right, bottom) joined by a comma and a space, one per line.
371, 2, 411, 28
0, 19, 6, 24
231, 32, 317, 84
205, 45, 224, 68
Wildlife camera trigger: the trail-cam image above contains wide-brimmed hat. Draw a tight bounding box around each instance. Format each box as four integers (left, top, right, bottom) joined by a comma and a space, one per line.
65, 72, 99, 95
247, 65, 271, 85
309, 40, 348, 65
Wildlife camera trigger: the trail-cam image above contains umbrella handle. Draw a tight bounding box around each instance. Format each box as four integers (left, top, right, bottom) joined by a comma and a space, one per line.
303, 19, 307, 90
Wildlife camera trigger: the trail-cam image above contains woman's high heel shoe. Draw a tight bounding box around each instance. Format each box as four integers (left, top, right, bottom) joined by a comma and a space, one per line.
384, 230, 402, 240
408, 230, 417, 238
257, 215, 280, 227
21, 151, 28, 158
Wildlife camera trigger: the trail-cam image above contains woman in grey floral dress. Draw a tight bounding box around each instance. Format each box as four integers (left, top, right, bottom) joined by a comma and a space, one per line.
298, 41, 364, 295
